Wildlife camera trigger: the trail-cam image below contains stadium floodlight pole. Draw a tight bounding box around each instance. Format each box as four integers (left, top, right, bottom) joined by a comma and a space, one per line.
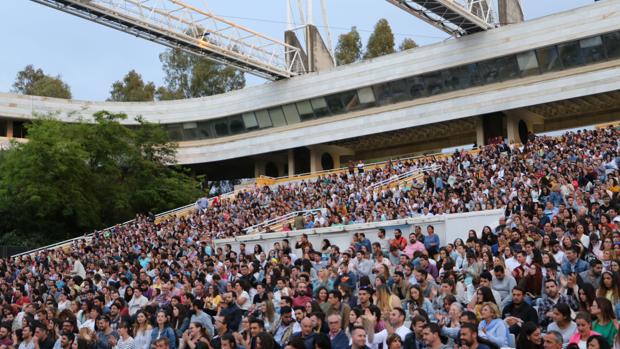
30, 0, 306, 80
386, 0, 495, 36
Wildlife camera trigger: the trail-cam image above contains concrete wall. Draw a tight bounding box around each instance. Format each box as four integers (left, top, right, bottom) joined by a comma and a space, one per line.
214, 209, 504, 254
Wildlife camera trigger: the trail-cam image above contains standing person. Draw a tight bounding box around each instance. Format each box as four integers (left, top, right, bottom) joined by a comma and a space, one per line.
151, 311, 177, 349
110, 322, 135, 349
591, 298, 619, 346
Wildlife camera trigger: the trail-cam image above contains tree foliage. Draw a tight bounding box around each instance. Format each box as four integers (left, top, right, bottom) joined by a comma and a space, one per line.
0, 113, 202, 246
399, 38, 418, 51
157, 49, 245, 100
335, 27, 363, 66
12, 65, 72, 99
364, 19, 395, 59
109, 70, 156, 102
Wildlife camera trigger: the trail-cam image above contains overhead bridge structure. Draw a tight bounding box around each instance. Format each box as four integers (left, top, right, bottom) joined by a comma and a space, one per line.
30, 0, 306, 80
385, 0, 494, 36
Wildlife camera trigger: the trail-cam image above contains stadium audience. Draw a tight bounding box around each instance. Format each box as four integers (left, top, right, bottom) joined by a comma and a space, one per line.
0, 126, 618, 349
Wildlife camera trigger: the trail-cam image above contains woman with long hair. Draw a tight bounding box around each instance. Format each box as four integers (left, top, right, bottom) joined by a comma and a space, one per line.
150, 310, 177, 349
570, 313, 599, 349
258, 301, 278, 333
470, 286, 496, 320
133, 310, 153, 349
516, 322, 543, 349
171, 304, 190, 339
315, 287, 330, 314
592, 297, 618, 346
374, 284, 401, 317
204, 285, 221, 316
346, 308, 363, 338
578, 284, 597, 313
598, 272, 620, 305
518, 263, 543, 299
406, 285, 435, 321
255, 332, 276, 349
589, 335, 612, 349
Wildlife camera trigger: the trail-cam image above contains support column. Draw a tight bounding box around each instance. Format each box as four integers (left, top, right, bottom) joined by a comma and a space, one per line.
504, 109, 544, 144
475, 116, 484, 147
254, 160, 266, 178
6, 120, 13, 138
287, 149, 295, 177
309, 147, 321, 173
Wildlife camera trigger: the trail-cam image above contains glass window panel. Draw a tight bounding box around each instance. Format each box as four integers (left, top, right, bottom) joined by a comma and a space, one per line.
387, 79, 410, 102
407, 76, 426, 98
268, 107, 287, 126
580, 36, 605, 63
197, 122, 211, 139
229, 116, 245, 134
443, 64, 478, 91
475, 59, 500, 84
558, 41, 584, 68
536, 46, 563, 73
423, 71, 444, 95
213, 120, 230, 136
166, 124, 183, 141
183, 122, 197, 129
296, 100, 315, 121
495, 56, 520, 81
0, 120, 7, 137
310, 97, 330, 117
516, 51, 539, 77
282, 104, 301, 124
603, 31, 620, 59
341, 90, 361, 112
325, 94, 344, 115
357, 87, 376, 104
242, 112, 258, 129
372, 84, 391, 106
255, 110, 272, 128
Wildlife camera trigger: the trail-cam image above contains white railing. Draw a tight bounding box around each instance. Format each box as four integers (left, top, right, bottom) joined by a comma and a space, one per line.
242, 208, 324, 234
367, 165, 438, 189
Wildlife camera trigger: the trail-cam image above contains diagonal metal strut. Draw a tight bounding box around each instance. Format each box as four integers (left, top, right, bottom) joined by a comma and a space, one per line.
30, 0, 307, 80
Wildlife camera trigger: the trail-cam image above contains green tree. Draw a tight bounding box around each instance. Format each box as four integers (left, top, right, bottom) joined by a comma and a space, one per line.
0, 113, 201, 246
399, 38, 418, 51
12, 64, 72, 99
364, 19, 395, 59
335, 26, 362, 66
158, 49, 245, 100
109, 70, 156, 102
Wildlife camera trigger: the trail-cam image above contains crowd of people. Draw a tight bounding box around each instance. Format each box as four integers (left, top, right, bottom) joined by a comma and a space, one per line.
0, 126, 618, 349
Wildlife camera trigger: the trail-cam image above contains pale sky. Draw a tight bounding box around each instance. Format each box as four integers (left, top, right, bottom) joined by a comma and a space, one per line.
0, 0, 595, 101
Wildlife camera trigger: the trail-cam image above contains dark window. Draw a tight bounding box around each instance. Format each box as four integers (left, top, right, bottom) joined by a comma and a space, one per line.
166, 124, 183, 141
407, 76, 426, 98
0, 120, 7, 137
325, 94, 345, 114
197, 122, 211, 138
495, 55, 520, 81
580, 36, 606, 63
387, 79, 410, 103
422, 71, 444, 96
296, 101, 315, 121
340, 90, 361, 112
229, 116, 245, 134
13, 121, 28, 138
213, 120, 230, 136
475, 59, 500, 84
558, 41, 584, 68
536, 46, 563, 73
372, 83, 391, 106
182, 122, 200, 140
603, 31, 620, 59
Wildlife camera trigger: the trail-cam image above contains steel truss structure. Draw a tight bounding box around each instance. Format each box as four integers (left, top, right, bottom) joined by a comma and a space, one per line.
31, 0, 306, 80
386, 0, 494, 36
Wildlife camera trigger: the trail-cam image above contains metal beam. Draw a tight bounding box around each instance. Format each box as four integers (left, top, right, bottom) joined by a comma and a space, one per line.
385, 0, 494, 37
30, 0, 306, 80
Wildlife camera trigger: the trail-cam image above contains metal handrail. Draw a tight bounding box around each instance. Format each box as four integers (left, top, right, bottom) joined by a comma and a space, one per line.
242, 208, 324, 234
368, 165, 438, 190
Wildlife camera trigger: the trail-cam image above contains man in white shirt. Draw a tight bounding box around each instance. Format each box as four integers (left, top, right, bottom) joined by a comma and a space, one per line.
128, 288, 148, 316
372, 307, 411, 347
502, 246, 519, 272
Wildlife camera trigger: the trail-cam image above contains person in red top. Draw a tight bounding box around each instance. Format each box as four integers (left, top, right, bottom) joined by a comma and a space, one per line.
390, 229, 407, 251
292, 281, 312, 308
12, 289, 30, 308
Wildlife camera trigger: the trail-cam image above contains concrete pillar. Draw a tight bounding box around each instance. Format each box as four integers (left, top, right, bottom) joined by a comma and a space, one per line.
504, 109, 544, 144
287, 149, 295, 177
475, 116, 485, 147
6, 120, 13, 138
254, 160, 266, 178
309, 147, 321, 173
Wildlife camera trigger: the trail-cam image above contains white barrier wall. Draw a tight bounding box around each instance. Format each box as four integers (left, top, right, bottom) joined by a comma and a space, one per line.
214, 209, 504, 254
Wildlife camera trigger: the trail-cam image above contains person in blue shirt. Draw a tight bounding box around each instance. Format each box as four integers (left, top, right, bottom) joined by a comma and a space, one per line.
560, 246, 589, 276
326, 314, 348, 349
424, 225, 440, 256
151, 310, 177, 349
